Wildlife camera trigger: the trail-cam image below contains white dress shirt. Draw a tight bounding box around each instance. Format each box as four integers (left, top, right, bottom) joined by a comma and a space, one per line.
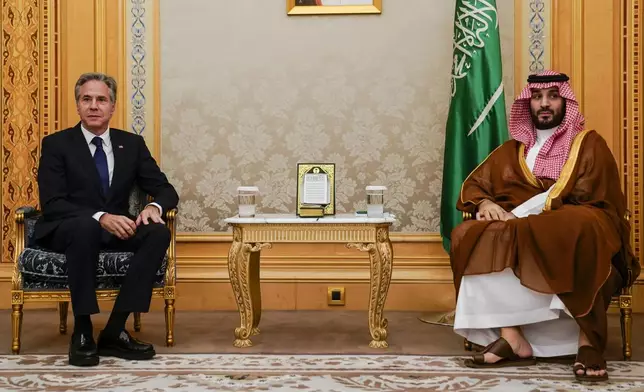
80, 125, 162, 222
511, 127, 557, 218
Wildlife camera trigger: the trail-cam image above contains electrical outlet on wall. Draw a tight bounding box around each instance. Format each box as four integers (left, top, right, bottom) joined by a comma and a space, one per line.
327, 287, 345, 306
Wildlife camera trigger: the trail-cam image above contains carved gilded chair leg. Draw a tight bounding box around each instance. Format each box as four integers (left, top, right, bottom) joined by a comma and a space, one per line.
11, 304, 23, 354
165, 299, 175, 347
133, 312, 142, 332
58, 302, 69, 334
620, 293, 633, 361
621, 305, 633, 361
620, 306, 626, 354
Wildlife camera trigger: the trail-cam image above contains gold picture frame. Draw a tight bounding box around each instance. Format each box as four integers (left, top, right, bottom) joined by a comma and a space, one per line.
287, 0, 382, 16
296, 163, 336, 217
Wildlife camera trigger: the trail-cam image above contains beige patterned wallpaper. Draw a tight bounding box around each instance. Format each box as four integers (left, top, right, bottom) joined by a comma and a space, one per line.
159, 0, 514, 232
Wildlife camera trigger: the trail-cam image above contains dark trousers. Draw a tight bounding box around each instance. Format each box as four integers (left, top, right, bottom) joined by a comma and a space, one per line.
37, 216, 170, 315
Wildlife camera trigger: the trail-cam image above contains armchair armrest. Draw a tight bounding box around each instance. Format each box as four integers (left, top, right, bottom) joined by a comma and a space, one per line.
163, 208, 178, 288
164, 208, 177, 221
14, 206, 40, 247
15, 206, 39, 221
15, 206, 40, 249
13, 206, 40, 291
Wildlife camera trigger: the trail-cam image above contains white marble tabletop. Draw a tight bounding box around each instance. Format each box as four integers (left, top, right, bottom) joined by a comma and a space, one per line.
224, 212, 396, 225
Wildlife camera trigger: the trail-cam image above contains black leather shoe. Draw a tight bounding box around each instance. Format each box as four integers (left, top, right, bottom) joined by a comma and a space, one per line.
97, 329, 155, 360
69, 332, 99, 367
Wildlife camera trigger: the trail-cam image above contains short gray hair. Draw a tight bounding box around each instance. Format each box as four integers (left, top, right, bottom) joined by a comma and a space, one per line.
74, 72, 117, 103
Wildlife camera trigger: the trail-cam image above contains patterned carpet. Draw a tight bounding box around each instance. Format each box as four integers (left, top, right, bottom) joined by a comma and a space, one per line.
0, 354, 643, 391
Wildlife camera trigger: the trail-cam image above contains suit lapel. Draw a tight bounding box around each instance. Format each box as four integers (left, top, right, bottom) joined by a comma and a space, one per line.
71, 125, 104, 199
107, 130, 128, 201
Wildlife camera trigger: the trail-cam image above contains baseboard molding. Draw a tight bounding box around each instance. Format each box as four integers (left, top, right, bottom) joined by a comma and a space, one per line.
2, 281, 643, 312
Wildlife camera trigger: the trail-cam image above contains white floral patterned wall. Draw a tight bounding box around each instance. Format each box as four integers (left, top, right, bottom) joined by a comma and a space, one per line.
160, 0, 514, 232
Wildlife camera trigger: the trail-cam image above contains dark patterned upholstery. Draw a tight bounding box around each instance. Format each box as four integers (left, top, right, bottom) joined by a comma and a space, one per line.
18, 247, 167, 290
17, 186, 169, 291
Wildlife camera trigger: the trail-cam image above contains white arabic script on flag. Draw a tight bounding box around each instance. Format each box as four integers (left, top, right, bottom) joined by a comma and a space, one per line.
451, 0, 499, 97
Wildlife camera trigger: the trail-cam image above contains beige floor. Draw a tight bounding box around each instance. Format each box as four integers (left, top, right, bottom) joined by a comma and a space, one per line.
1, 309, 641, 360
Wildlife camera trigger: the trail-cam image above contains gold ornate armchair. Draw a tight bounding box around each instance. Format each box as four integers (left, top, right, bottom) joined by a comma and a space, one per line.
460, 211, 635, 360
10, 186, 177, 354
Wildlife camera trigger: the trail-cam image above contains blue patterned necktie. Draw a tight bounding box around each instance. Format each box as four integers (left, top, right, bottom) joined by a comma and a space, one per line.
91, 137, 109, 194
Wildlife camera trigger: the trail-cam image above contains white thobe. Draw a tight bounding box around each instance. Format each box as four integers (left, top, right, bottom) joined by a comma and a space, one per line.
454, 127, 581, 357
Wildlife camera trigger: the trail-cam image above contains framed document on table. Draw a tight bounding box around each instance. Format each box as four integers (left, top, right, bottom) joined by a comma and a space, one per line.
296, 163, 335, 217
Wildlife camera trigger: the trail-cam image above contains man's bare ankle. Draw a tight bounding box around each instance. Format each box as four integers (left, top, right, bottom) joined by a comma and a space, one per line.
577, 331, 592, 348
500, 327, 524, 344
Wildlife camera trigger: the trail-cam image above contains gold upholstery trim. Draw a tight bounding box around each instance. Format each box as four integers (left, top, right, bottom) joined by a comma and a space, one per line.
22, 287, 165, 302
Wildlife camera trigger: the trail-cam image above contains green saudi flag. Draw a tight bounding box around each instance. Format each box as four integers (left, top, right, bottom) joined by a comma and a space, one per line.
440, 0, 509, 253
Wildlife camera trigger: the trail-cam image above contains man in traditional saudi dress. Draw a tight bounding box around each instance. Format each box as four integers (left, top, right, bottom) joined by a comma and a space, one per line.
449, 70, 640, 382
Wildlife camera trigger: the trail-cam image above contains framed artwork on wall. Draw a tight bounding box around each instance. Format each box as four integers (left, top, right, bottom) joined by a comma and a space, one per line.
287, 0, 382, 15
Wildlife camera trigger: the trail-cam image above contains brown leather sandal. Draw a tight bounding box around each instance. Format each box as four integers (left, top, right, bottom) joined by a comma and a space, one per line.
464, 337, 536, 368
573, 345, 609, 382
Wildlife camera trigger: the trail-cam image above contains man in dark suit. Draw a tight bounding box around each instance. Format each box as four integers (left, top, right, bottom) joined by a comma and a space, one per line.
35, 72, 179, 366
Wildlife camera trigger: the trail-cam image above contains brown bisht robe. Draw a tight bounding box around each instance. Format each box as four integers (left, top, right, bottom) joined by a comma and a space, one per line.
450, 130, 640, 352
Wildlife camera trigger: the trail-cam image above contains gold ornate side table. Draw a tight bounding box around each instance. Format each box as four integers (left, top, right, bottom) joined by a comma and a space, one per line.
224, 213, 395, 349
